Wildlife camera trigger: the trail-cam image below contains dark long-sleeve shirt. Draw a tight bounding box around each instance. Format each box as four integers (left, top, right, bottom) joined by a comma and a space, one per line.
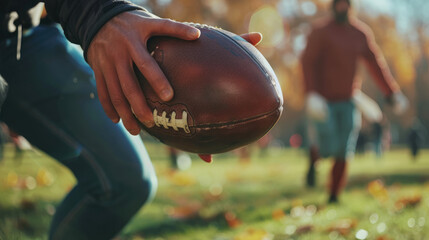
1, 0, 145, 57
301, 18, 399, 102
0, 0, 147, 107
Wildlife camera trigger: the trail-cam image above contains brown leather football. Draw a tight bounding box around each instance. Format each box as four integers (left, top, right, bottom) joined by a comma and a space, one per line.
136, 24, 283, 154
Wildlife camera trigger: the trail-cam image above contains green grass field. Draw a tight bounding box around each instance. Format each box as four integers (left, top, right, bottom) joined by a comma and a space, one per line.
0, 143, 428, 240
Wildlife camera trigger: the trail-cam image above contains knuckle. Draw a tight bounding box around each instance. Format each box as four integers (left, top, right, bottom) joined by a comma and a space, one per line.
159, 18, 176, 30
98, 94, 110, 104
137, 56, 152, 70
110, 96, 125, 107
123, 85, 140, 98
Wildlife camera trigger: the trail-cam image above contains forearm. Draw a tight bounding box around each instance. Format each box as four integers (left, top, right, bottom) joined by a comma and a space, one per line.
362, 29, 399, 96
42, 0, 146, 58
365, 53, 408, 115
364, 55, 399, 96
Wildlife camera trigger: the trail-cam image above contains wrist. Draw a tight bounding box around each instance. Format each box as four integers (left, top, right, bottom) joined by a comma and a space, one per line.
84, 4, 146, 61
385, 90, 401, 104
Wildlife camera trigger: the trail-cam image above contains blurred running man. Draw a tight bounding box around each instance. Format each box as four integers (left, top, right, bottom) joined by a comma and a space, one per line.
302, 0, 408, 203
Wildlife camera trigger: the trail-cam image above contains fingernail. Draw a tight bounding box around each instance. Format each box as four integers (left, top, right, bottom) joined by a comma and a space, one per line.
130, 129, 141, 135
161, 88, 173, 101
188, 28, 201, 38
255, 33, 263, 45
143, 121, 155, 128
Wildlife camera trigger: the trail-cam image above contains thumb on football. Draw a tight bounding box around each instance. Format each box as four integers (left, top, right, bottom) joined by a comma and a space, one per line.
240, 32, 263, 46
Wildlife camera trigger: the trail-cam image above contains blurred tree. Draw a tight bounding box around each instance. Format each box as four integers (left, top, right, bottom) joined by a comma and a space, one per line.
390, 0, 429, 145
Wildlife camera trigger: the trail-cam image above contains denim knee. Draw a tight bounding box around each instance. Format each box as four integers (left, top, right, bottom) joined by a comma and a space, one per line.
97, 168, 158, 211
117, 173, 157, 207
48, 173, 157, 240
66, 151, 158, 209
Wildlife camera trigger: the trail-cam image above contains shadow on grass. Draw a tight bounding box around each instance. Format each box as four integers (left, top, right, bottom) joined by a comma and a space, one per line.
348, 172, 429, 189
134, 171, 429, 238
0, 207, 36, 237
130, 212, 229, 238
130, 190, 324, 238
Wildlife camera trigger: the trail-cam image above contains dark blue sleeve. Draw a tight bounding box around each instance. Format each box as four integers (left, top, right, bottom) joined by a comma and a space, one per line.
42, 0, 146, 59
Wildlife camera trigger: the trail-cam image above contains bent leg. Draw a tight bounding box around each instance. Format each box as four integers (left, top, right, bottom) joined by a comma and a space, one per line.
2, 93, 157, 240
328, 101, 361, 202
47, 95, 157, 240
306, 145, 319, 187
328, 159, 347, 203
306, 104, 337, 187
0, 25, 157, 240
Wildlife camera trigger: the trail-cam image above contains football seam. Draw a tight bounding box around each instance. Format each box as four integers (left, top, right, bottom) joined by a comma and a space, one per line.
186, 22, 273, 85
213, 29, 277, 97
193, 108, 280, 130
147, 100, 197, 135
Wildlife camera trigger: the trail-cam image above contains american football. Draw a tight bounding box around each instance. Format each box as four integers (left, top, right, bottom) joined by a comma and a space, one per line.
136, 24, 283, 154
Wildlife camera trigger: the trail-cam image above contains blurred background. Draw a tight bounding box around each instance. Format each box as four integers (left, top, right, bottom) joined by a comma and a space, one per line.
135, 0, 429, 149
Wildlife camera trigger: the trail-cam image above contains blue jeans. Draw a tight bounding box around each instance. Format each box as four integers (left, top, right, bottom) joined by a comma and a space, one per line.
0, 25, 157, 239
308, 100, 361, 160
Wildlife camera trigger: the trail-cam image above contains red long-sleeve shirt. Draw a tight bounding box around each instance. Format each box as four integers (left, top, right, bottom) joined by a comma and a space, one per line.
301, 18, 399, 102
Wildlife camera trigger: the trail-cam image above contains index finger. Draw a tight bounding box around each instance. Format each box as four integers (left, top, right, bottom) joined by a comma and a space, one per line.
149, 18, 201, 40
131, 18, 201, 103
116, 58, 154, 126
131, 44, 173, 102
